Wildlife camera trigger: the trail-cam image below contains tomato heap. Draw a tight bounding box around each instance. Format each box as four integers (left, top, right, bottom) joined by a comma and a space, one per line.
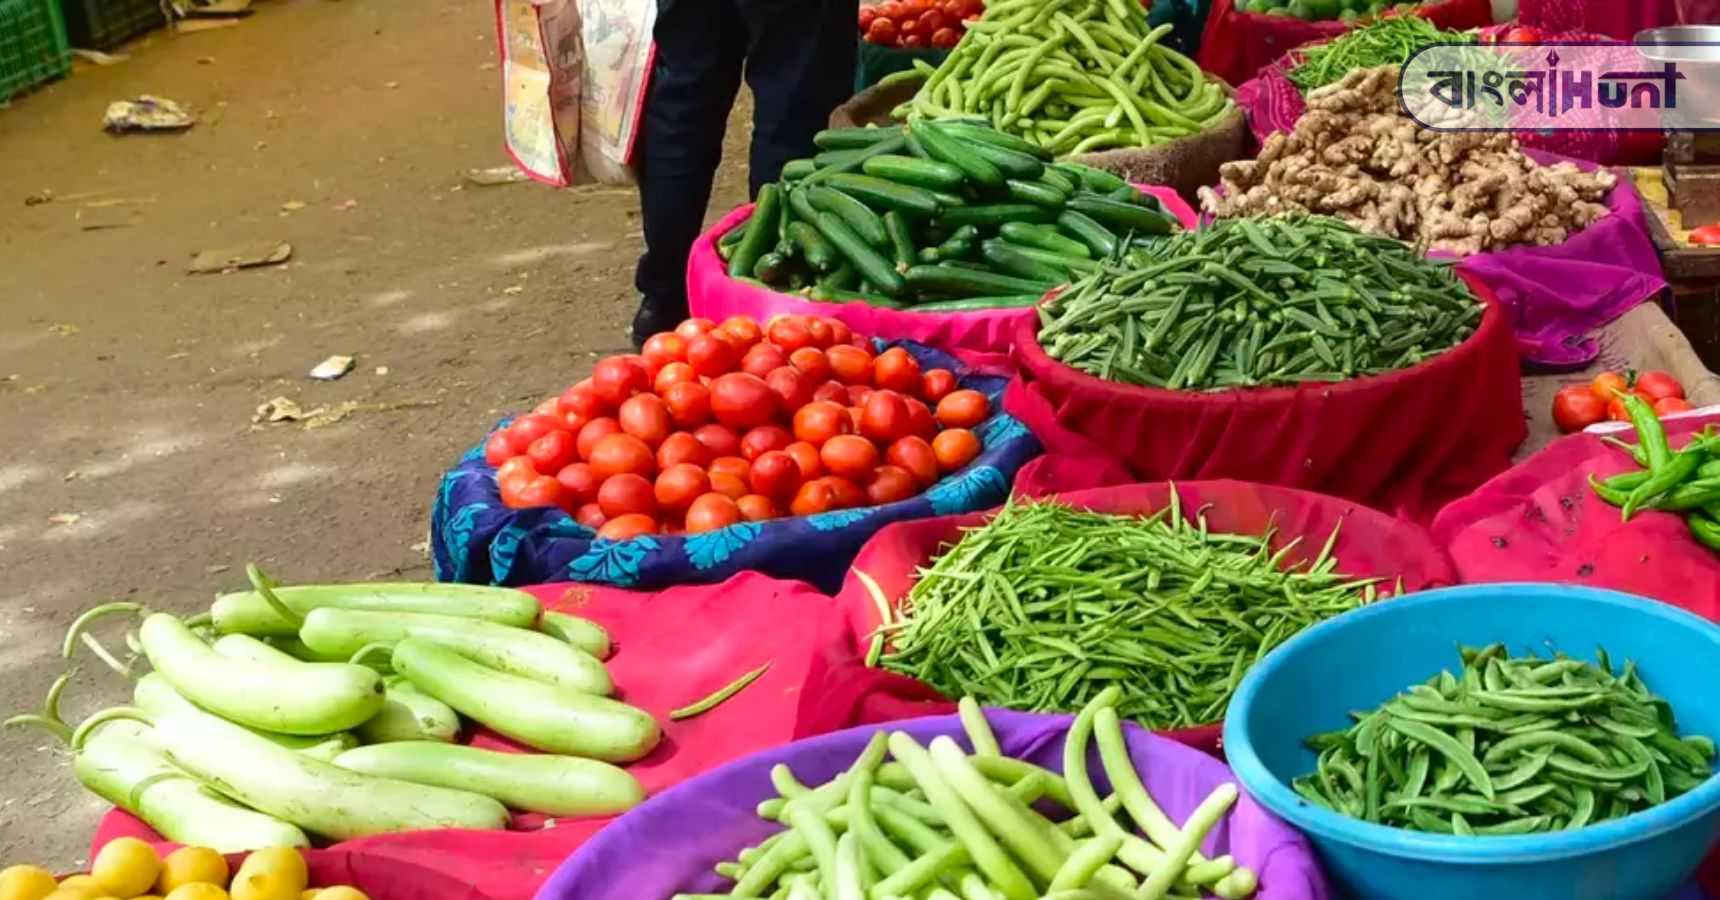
1552, 369, 1691, 434
860, 0, 981, 50
485, 315, 991, 540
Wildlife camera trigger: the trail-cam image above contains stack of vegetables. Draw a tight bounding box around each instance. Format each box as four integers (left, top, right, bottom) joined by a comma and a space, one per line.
1590, 394, 1720, 555
1283, 16, 1465, 92
717, 123, 1179, 309
890, 0, 1236, 154
4, 842, 375, 900
859, 0, 981, 49
1551, 369, 1691, 434
8, 570, 658, 851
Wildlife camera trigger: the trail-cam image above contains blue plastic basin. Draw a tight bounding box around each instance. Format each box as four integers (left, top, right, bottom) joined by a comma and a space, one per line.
1223, 583, 1720, 900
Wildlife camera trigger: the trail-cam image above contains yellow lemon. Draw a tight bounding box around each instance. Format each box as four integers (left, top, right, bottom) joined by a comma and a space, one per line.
309, 888, 365, 900
227, 874, 298, 900
155, 849, 227, 895
92, 838, 162, 899
0, 865, 59, 900
296, 892, 318, 900
163, 885, 229, 900
230, 852, 302, 897
47, 876, 105, 900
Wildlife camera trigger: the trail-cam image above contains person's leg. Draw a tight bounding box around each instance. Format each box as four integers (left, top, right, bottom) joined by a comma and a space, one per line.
738, 0, 860, 195
631, 0, 747, 344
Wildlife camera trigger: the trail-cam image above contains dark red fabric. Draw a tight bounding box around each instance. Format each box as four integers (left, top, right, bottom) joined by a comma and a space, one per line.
792, 481, 1458, 756
1431, 414, 1720, 620
1003, 271, 1525, 524
1519, 0, 1681, 40
1194, 0, 1494, 87
92, 573, 847, 900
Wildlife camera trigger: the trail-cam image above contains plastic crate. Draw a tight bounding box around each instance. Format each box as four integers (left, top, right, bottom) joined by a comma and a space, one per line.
0, 0, 71, 99
60, 0, 163, 51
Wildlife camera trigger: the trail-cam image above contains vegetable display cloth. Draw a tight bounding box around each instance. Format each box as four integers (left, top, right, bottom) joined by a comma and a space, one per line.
91, 573, 852, 900
1001, 272, 1525, 524
686, 186, 1198, 356
535, 709, 1331, 900
428, 339, 1041, 593
1193, 0, 1493, 87
790, 481, 1458, 754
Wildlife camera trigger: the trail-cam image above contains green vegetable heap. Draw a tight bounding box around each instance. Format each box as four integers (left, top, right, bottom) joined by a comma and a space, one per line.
1287, 15, 1467, 92
1297, 645, 1717, 835
1037, 215, 1483, 391
878, 495, 1384, 730
1590, 395, 1720, 554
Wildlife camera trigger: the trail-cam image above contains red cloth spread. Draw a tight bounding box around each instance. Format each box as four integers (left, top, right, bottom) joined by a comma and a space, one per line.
1195, 0, 1495, 87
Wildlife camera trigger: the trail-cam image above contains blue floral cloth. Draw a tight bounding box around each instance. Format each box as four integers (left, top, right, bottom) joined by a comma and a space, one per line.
430, 340, 1041, 593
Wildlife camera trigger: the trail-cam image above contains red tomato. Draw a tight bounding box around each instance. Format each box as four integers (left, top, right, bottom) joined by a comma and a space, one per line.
826, 344, 875, 384
588, 433, 656, 479
821, 476, 866, 509
685, 493, 743, 533
789, 480, 837, 517
919, 9, 945, 32
867, 465, 919, 505
873, 348, 922, 394
785, 441, 825, 481
686, 334, 736, 378
662, 381, 713, 429
1636, 370, 1685, 402
794, 400, 853, 445
920, 369, 958, 403
710, 456, 752, 482
556, 462, 601, 507
825, 319, 854, 347
1590, 371, 1629, 402
846, 384, 875, 408
533, 396, 561, 417
652, 361, 696, 394
737, 494, 779, 522
657, 431, 711, 470
821, 434, 879, 481
940, 0, 963, 17
767, 316, 814, 352
741, 425, 794, 461
599, 513, 658, 540
575, 502, 607, 530
591, 357, 650, 406
496, 456, 538, 496
654, 464, 711, 515
766, 366, 816, 413
789, 347, 833, 384
931, 26, 959, 49
813, 381, 850, 404
641, 332, 689, 368
506, 414, 562, 455
860, 390, 912, 444
901, 0, 927, 16
577, 417, 622, 460
694, 424, 742, 459
901, 33, 925, 47
618, 394, 673, 448
1692, 224, 1720, 246
709, 470, 750, 500
887, 436, 940, 487
742, 343, 789, 378
560, 409, 590, 434
1656, 396, 1694, 415
805, 318, 836, 349
847, 406, 864, 433
515, 475, 565, 511
559, 380, 608, 419
598, 473, 657, 519
1607, 396, 1631, 422
935, 389, 990, 429
675, 318, 717, 340
750, 450, 804, 502
860, 5, 878, 28
904, 397, 937, 439
719, 316, 764, 349
932, 428, 981, 472
880, 1, 903, 18
483, 432, 515, 467
1551, 385, 1607, 434
710, 372, 779, 429
526, 429, 579, 475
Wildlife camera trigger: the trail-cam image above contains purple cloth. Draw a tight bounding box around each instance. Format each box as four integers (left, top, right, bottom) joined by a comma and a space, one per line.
535, 709, 1329, 900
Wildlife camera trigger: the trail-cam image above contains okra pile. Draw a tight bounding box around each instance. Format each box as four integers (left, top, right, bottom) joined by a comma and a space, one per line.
878, 496, 1384, 730
1296, 645, 1717, 835
1037, 215, 1483, 390
716, 120, 1180, 311
683, 693, 1260, 899
893, 0, 1235, 155
1589, 394, 1720, 554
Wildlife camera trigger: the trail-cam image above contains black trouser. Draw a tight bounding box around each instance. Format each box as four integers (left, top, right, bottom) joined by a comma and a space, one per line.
632, 0, 858, 328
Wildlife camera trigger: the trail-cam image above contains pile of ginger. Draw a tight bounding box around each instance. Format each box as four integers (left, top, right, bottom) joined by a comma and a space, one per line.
1199, 66, 1615, 254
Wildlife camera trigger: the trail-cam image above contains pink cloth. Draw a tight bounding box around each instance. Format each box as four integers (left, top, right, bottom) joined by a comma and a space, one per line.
686, 186, 1198, 356
1520, 0, 1680, 38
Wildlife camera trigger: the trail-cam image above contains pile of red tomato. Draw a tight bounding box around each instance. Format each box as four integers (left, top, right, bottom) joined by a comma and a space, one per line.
484, 314, 992, 541
860, 0, 981, 50
1551, 369, 1692, 434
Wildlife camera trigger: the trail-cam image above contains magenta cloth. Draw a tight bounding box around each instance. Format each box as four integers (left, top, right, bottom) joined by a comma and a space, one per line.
686, 186, 1198, 356
1431, 414, 1720, 622
534, 710, 1331, 900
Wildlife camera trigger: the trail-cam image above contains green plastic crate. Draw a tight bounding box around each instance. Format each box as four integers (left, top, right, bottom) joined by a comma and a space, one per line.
62, 0, 165, 52
0, 0, 71, 100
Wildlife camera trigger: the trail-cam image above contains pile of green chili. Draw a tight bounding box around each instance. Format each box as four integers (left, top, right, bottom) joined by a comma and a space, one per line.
1037, 215, 1482, 390
1590, 393, 1720, 553
1286, 16, 1467, 93
1296, 645, 1717, 835
876, 495, 1385, 730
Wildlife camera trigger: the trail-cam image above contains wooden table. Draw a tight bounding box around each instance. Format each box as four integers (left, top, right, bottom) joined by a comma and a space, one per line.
1633, 167, 1720, 369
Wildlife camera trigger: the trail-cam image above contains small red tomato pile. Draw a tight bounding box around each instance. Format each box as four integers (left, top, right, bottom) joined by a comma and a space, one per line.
1552, 369, 1692, 433
484, 314, 992, 540
860, 0, 981, 50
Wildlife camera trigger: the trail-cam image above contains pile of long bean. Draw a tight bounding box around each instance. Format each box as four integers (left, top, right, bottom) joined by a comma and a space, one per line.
1589, 393, 1720, 553
1037, 215, 1483, 390
1286, 16, 1464, 92
1295, 645, 1717, 835
892, 0, 1235, 155
877, 496, 1384, 730
678, 693, 1260, 900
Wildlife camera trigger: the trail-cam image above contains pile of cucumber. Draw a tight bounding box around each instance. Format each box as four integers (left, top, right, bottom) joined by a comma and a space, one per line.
716, 119, 1181, 312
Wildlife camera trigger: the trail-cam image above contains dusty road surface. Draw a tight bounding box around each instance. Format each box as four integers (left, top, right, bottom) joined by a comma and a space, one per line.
0, 0, 750, 865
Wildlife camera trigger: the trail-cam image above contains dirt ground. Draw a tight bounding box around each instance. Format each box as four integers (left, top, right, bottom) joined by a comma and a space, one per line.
0, 0, 750, 866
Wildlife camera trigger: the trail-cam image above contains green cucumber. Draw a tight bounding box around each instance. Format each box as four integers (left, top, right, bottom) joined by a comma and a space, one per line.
910, 119, 1005, 192
781, 159, 817, 181
996, 240, 1100, 273
939, 259, 993, 272
728, 184, 783, 278
1001, 222, 1092, 258
928, 189, 968, 208
981, 240, 1072, 284
912, 294, 1045, 311
824, 173, 943, 217
1068, 195, 1177, 236
355, 675, 462, 744
134, 670, 356, 762
211, 582, 541, 637
800, 135, 908, 188
862, 154, 968, 192
334, 742, 644, 819
813, 211, 906, 297
1056, 209, 1121, 258
937, 203, 1055, 229
806, 185, 890, 247
1107, 184, 1156, 206
939, 128, 1045, 180
1037, 167, 1078, 195
815, 147, 867, 169
813, 126, 903, 150
787, 221, 840, 272
538, 611, 612, 660
884, 211, 917, 271
753, 251, 790, 284
811, 287, 905, 307
935, 122, 1053, 160
814, 261, 859, 291
1053, 161, 1129, 194
1005, 178, 1069, 209
904, 265, 1057, 297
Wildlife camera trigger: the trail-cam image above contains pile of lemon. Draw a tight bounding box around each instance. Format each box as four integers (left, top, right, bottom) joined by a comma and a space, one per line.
1, 840, 371, 900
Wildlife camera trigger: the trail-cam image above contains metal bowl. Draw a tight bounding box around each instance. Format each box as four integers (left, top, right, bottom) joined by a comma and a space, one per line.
1637, 25, 1720, 63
